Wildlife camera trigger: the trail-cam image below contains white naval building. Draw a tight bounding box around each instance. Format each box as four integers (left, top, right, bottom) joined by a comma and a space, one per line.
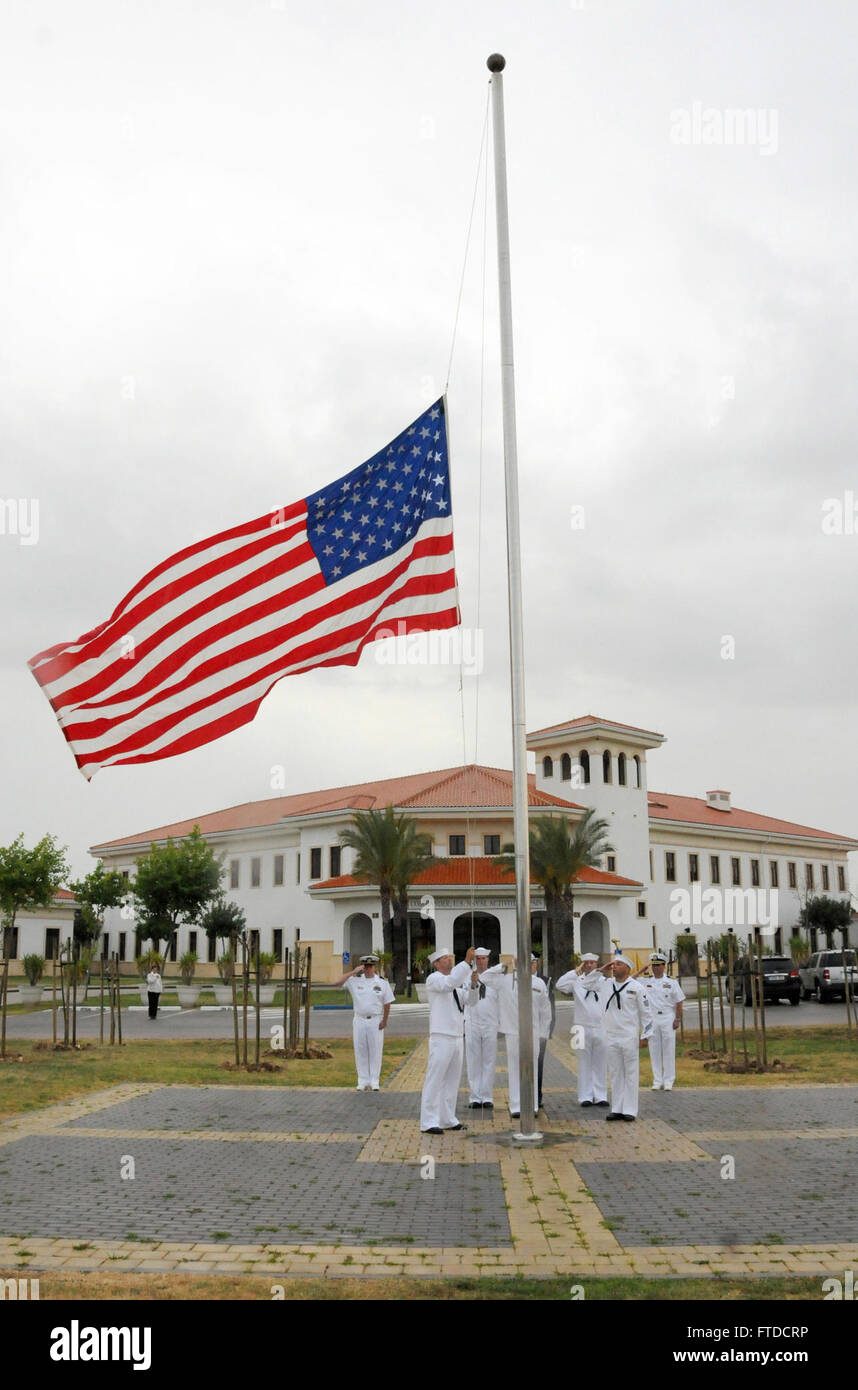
68, 714, 856, 981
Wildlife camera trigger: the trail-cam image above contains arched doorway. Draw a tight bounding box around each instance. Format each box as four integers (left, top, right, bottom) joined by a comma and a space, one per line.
453, 912, 501, 961
345, 912, 373, 962
579, 910, 609, 957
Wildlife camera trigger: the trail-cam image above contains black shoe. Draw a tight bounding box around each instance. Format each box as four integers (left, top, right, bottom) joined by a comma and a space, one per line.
468, 1101, 482, 1109
580, 1100, 594, 1107
622, 1114, 636, 1122
605, 1113, 623, 1121
594, 1100, 609, 1107
510, 1112, 520, 1119
445, 1123, 467, 1132
482, 1101, 494, 1109
421, 1127, 443, 1134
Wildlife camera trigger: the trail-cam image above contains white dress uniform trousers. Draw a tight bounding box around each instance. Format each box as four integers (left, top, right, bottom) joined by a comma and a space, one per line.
465, 981, 499, 1104
480, 967, 549, 1115
556, 969, 608, 1104
420, 961, 473, 1130
602, 977, 652, 1117
641, 976, 685, 1088
343, 975, 395, 1089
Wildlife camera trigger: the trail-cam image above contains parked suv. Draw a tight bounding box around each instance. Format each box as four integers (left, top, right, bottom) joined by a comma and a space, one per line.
734, 955, 800, 1006
799, 950, 858, 1003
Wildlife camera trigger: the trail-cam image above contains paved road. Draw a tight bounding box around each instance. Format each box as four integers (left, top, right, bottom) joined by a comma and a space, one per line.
3, 995, 856, 1040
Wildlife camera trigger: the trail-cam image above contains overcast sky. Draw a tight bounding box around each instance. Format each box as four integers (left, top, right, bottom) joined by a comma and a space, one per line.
2, 0, 857, 881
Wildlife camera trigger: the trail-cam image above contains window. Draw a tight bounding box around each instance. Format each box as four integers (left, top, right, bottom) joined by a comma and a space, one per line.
251, 857, 262, 888
769, 861, 779, 888
618, 752, 627, 786
542, 756, 553, 777
649, 850, 654, 880
484, 834, 501, 855
710, 855, 720, 885
633, 754, 641, 789
449, 835, 466, 856
731, 857, 741, 886
805, 863, 814, 890
118, 932, 126, 963
822, 865, 830, 891
580, 750, 590, 784
602, 749, 612, 783
121, 869, 129, 881
665, 851, 676, 883
207, 934, 217, 963
229, 859, 240, 890
273, 929, 283, 962
751, 859, 760, 887
102, 936, 110, 960
250, 929, 260, 956
310, 847, 322, 879
45, 927, 60, 960
296, 853, 300, 883
561, 753, 572, 781
607, 855, 616, 873
273, 854, 285, 886
4, 927, 18, 958
637, 902, 647, 918
788, 861, 797, 889
330, 846, 342, 877
839, 866, 847, 892
689, 854, 699, 883
168, 935, 177, 962
188, 931, 197, 955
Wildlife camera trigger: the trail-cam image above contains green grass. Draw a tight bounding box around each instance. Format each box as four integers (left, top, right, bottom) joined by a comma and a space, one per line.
668, 1025, 858, 1086
0, 1271, 832, 1300
0, 1037, 418, 1120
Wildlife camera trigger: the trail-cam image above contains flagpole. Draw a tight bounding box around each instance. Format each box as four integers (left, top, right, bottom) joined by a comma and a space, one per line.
487, 53, 541, 1144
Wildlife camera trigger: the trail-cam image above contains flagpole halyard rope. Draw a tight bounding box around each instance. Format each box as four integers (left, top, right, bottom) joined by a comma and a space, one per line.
444, 86, 490, 394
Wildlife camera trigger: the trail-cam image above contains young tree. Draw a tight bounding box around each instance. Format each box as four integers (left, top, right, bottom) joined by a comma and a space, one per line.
799, 895, 852, 949
494, 810, 614, 979
340, 807, 435, 992
131, 827, 223, 963
0, 833, 70, 958
200, 896, 247, 950
69, 863, 128, 954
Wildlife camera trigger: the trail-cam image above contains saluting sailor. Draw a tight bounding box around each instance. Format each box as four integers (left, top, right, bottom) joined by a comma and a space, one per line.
479, 956, 551, 1118
640, 952, 684, 1091
556, 952, 609, 1107
465, 946, 499, 1109
420, 946, 476, 1134
333, 954, 394, 1091
597, 950, 652, 1121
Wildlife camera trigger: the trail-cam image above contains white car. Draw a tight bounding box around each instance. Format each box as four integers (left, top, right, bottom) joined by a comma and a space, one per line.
798, 950, 858, 1003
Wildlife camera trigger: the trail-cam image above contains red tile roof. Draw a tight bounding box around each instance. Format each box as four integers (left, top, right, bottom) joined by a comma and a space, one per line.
310, 857, 642, 891
54, 888, 76, 901
91, 765, 584, 852
647, 791, 858, 845
527, 714, 664, 740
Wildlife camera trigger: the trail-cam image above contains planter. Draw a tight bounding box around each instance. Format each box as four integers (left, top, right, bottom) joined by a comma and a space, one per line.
18, 984, 44, 1005
176, 985, 201, 1007
139, 985, 150, 1005
256, 985, 276, 1005
416, 983, 428, 1003
213, 984, 235, 1005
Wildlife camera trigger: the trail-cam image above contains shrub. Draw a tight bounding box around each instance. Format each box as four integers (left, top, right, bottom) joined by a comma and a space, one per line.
23, 954, 45, 986
179, 951, 198, 986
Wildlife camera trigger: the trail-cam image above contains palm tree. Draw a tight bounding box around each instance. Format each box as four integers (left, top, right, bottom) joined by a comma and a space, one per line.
494, 810, 614, 979
340, 807, 435, 993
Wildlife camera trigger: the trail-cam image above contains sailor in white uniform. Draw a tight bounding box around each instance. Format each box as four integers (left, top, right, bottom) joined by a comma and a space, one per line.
597, 952, 652, 1121
640, 952, 685, 1091
480, 957, 551, 1118
465, 947, 499, 1109
333, 954, 395, 1090
556, 952, 608, 1107
420, 946, 476, 1134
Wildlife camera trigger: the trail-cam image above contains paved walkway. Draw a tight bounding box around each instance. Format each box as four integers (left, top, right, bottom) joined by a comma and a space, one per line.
1, 1041, 857, 1280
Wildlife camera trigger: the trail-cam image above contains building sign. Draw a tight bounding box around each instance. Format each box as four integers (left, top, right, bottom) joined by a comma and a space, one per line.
440, 897, 544, 910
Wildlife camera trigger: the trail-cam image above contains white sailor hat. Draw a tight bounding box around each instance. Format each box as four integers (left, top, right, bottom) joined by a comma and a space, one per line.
360, 954, 379, 965
474, 947, 491, 957
580, 953, 600, 963
611, 954, 634, 969
649, 952, 667, 963
428, 948, 451, 964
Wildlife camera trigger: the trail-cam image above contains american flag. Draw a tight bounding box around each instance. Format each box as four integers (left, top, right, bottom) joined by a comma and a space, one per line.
29, 399, 459, 779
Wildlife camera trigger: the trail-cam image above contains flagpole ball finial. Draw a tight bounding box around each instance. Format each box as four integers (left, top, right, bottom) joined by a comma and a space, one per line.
487, 53, 506, 72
